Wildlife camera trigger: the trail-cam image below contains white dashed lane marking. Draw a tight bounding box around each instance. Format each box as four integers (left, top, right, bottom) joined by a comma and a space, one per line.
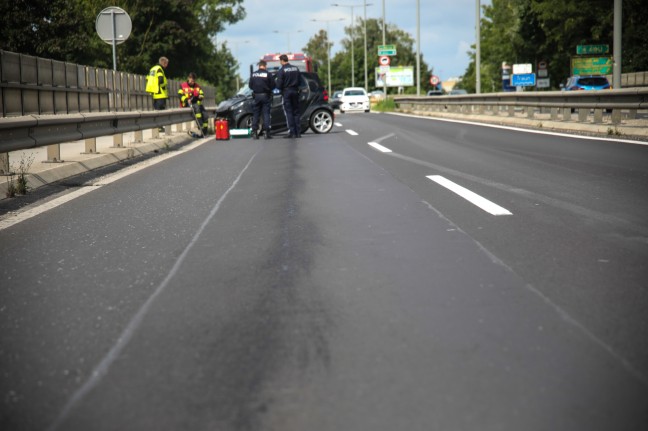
368, 142, 392, 152
346, 130, 359, 136
427, 175, 512, 216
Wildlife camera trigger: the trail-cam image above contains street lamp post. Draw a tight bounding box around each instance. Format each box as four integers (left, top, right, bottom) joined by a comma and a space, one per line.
363, 1, 370, 92
332, 3, 372, 89
273, 29, 303, 53
232, 40, 250, 91
381, 0, 386, 96
311, 18, 345, 97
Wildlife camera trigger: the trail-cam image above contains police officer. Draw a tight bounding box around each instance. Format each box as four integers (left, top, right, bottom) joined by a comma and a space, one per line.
248, 60, 275, 139
275, 54, 302, 138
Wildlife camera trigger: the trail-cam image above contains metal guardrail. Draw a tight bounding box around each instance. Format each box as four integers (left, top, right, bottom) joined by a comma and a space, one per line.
0, 50, 217, 116
0, 109, 206, 153
394, 88, 648, 125
0, 50, 218, 165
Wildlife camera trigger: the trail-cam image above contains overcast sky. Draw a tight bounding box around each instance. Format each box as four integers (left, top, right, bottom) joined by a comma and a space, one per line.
220, 0, 489, 85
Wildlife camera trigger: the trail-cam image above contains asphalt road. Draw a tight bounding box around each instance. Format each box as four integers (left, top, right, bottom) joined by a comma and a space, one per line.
1, 113, 647, 430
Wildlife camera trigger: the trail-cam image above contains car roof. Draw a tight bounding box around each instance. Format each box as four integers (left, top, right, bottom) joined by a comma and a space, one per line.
343, 87, 366, 92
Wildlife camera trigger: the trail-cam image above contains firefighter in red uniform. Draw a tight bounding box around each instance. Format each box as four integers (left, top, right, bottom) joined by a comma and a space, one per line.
178, 72, 208, 136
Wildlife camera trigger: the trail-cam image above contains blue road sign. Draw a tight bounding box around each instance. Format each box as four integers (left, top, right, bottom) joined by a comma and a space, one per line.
511, 73, 536, 86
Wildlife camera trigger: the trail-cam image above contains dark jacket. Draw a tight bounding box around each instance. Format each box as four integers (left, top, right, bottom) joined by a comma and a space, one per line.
249, 68, 275, 94
275, 63, 301, 91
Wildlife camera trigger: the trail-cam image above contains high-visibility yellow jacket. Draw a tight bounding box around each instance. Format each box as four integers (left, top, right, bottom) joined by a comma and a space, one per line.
146, 64, 168, 99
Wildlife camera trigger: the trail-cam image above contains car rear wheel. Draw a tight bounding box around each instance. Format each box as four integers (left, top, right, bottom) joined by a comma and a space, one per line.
310, 109, 333, 134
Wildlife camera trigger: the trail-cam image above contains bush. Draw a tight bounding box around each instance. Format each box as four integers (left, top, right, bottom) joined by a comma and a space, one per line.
372, 97, 396, 112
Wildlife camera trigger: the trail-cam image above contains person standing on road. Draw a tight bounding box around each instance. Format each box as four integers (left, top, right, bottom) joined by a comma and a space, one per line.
179, 72, 208, 137
146, 56, 169, 132
275, 54, 302, 139
248, 60, 275, 139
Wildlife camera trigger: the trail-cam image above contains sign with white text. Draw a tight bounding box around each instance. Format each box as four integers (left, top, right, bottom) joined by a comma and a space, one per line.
511, 73, 536, 86
513, 63, 533, 74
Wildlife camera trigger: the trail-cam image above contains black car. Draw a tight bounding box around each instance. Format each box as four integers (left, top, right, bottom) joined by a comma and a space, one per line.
215, 72, 334, 135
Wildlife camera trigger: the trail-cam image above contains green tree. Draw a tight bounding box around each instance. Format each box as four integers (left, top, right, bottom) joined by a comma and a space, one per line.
303, 29, 333, 91
462, 0, 648, 93
0, 0, 246, 98
306, 18, 434, 95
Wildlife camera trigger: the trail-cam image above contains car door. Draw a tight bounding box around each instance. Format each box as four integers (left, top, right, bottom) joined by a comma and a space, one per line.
270, 75, 312, 129
270, 92, 286, 129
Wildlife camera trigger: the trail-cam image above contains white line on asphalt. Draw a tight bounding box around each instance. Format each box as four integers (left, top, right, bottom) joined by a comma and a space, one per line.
346, 129, 359, 136
427, 175, 512, 216
334, 122, 343, 127
0, 138, 211, 231
47, 148, 260, 431
368, 142, 392, 152
390, 112, 648, 146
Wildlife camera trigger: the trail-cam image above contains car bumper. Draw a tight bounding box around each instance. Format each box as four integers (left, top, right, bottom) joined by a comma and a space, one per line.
341, 102, 369, 111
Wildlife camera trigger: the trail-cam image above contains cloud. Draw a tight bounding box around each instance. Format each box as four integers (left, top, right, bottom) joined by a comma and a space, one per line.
224, 1, 486, 83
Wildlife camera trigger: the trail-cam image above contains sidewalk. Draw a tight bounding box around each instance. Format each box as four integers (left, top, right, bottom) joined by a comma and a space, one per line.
1, 127, 200, 200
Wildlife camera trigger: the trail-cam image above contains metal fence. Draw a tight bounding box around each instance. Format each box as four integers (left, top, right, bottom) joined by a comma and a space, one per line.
394, 87, 648, 125
0, 50, 216, 117
605, 71, 648, 88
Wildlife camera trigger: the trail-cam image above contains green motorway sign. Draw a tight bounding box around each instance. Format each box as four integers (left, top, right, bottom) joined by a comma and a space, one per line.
576, 44, 609, 55
571, 56, 613, 75
378, 44, 397, 56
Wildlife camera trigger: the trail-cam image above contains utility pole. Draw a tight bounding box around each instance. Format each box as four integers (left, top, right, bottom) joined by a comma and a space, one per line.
476, 0, 481, 94
613, 0, 622, 89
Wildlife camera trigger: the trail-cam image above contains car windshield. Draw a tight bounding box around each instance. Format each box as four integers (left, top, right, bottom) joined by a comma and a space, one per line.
579, 77, 608, 86
344, 90, 366, 96
236, 86, 253, 97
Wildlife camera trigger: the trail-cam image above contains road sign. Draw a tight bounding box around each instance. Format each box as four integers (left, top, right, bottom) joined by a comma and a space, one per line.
379, 56, 391, 66
536, 78, 551, 88
96, 7, 132, 71
96, 7, 132, 45
375, 66, 413, 87
378, 44, 397, 56
511, 73, 536, 86
577, 45, 609, 55
430, 75, 440, 86
513, 63, 532, 74
571, 57, 613, 75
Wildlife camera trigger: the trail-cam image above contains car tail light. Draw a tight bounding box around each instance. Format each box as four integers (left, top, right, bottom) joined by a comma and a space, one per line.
323, 89, 329, 102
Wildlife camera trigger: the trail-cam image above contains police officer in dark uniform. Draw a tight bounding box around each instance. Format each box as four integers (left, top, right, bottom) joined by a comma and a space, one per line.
275, 54, 302, 138
248, 60, 275, 139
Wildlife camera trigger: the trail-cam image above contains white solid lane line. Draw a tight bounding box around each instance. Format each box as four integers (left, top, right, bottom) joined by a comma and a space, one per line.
0, 138, 212, 231
427, 175, 513, 216
368, 142, 392, 152
346, 129, 359, 136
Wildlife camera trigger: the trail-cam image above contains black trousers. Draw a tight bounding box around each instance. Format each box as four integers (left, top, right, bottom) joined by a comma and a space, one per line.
252, 93, 272, 132
282, 88, 300, 136
153, 98, 167, 110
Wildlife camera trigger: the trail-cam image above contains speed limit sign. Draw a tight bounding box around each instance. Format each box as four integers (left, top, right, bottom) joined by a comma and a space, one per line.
430, 75, 440, 86
379, 56, 391, 66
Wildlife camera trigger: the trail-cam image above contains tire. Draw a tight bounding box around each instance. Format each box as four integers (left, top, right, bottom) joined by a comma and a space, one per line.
309, 109, 334, 134
238, 114, 252, 129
